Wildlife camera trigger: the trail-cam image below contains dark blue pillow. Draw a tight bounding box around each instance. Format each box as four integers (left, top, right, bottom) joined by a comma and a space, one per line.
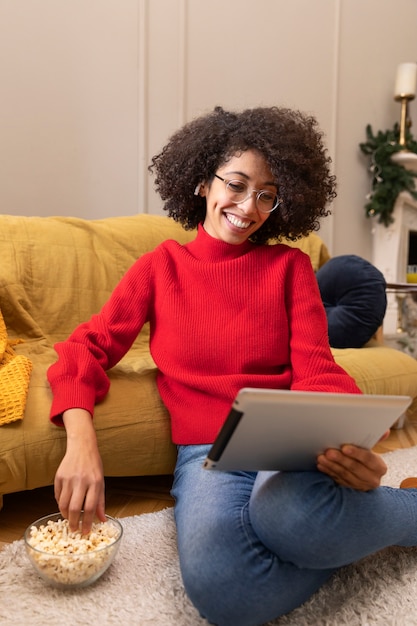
315, 255, 387, 349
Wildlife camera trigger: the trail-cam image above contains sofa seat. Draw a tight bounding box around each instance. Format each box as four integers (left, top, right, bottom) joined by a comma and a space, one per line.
2, 213, 417, 510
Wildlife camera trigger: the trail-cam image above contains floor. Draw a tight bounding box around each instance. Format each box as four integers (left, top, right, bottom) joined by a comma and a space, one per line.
0, 474, 174, 550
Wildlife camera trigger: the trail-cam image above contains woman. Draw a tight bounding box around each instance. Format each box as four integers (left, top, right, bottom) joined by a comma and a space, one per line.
48, 106, 416, 626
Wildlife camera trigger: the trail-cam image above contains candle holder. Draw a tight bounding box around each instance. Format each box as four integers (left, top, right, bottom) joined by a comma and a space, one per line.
391, 92, 417, 172
391, 63, 417, 171
394, 92, 415, 147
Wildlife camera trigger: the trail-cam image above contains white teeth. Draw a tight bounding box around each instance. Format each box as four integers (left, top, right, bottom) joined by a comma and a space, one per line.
226, 213, 251, 229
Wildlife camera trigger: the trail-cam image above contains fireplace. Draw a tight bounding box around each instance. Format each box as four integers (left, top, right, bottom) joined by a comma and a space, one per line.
372, 191, 417, 335
407, 230, 417, 279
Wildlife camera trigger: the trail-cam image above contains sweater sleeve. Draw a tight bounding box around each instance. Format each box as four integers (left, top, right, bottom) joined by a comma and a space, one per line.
47, 254, 153, 425
285, 251, 362, 395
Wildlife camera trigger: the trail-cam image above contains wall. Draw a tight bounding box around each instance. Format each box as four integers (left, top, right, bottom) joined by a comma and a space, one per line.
0, 0, 416, 260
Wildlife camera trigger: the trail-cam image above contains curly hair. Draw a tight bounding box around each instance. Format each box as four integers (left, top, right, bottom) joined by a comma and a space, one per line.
148, 106, 336, 244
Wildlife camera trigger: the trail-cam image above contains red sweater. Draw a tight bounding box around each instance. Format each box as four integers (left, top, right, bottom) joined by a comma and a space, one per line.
47, 225, 361, 444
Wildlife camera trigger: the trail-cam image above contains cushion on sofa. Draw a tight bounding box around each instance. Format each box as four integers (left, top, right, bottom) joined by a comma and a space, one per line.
316, 255, 387, 349
1, 336, 177, 498
0, 307, 32, 426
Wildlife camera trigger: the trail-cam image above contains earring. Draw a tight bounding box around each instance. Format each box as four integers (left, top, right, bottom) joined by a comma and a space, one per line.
194, 183, 201, 196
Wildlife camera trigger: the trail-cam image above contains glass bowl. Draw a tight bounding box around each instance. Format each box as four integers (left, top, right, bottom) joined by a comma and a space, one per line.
24, 512, 123, 589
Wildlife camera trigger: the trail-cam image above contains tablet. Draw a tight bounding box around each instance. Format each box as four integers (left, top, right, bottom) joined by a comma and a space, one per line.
203, 388, 412, 472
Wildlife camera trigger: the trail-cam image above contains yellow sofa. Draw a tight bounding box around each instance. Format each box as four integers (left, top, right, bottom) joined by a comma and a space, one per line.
2, 213, 417, 511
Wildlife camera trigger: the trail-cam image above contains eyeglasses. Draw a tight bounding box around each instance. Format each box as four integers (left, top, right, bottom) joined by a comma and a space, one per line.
214, 174, 280, 213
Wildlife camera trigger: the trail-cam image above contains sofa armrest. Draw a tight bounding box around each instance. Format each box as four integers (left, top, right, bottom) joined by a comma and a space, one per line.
332, 345, 417, 426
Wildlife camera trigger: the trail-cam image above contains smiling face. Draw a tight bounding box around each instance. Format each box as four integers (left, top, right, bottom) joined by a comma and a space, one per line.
200, 150, 277, 245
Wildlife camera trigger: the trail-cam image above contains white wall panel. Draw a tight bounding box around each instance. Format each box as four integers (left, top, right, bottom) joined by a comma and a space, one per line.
335, 0, 417, 259
182, 0, 339, 248
1, 0, 417, 260
0, 0, 139, 218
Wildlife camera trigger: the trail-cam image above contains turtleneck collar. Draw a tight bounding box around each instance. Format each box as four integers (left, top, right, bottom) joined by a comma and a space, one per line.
185, 223, 255, 261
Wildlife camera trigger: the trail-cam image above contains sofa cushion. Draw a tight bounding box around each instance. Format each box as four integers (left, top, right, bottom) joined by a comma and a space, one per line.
0, 343, 177, 499
316, 255, 387, 348
0, 308, 32, 426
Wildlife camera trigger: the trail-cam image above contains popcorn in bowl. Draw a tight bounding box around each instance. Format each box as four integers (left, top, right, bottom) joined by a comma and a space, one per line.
24, 512, 123, 588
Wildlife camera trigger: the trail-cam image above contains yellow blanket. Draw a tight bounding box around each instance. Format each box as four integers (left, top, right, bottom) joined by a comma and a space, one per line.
0, 310, 32, 426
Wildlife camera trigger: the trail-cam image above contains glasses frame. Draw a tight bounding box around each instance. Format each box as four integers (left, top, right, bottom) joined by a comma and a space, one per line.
214, 174, 280, 214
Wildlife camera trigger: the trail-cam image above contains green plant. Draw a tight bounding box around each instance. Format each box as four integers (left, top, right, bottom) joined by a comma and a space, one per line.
359, 123, 417, 226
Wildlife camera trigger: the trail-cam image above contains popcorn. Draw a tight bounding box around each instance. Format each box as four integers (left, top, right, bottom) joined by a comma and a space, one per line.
25, 517, 121, 586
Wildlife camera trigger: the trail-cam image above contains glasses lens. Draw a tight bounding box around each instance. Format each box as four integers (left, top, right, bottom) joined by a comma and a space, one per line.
225, 180, 249, 202
257, 191, 278, 213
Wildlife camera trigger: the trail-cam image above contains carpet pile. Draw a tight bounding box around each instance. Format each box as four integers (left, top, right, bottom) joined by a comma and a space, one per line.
1, 447, 417, 625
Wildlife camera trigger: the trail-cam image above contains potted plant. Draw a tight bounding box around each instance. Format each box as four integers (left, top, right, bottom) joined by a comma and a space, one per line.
359, 124, 417, 226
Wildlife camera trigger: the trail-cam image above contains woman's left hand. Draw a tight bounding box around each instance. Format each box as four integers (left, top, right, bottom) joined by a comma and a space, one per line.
316, 437, 388, 491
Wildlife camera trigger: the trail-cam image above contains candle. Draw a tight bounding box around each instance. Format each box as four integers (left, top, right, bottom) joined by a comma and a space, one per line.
394, 62, 417, 98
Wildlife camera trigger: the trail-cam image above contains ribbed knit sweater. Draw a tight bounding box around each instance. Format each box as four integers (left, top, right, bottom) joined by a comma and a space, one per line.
47, 225, 361, 444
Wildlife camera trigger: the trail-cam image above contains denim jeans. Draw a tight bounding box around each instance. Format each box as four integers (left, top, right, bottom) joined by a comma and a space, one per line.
171, 444, 417, 626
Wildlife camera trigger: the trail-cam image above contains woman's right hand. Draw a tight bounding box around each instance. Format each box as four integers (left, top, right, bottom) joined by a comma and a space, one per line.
54, 408, 106, 534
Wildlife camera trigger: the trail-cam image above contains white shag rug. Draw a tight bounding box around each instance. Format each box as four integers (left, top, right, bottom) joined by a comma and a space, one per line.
2, 447, 417, 626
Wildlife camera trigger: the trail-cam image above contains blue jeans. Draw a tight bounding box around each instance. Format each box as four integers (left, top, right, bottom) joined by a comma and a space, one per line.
171, 444, 417, 626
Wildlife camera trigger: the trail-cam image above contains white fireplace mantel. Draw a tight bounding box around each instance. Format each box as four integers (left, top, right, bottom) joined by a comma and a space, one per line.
372, 191, 417, 335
